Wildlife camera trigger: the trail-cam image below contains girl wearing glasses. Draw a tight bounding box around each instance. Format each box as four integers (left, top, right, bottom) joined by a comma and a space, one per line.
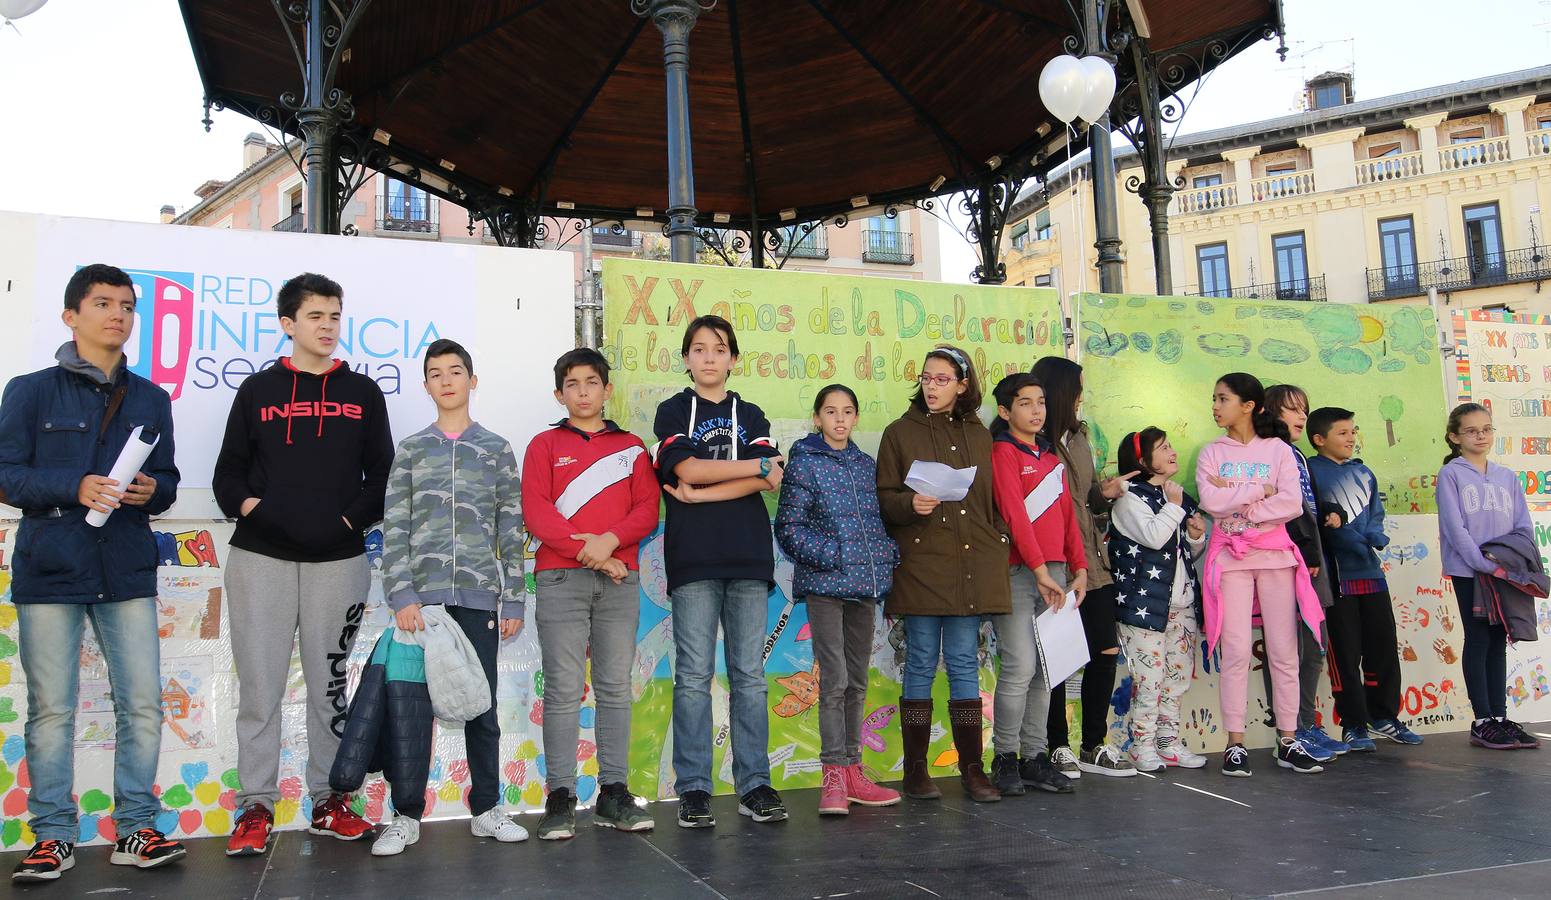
876, 345, 1010, 803
1437, 403, 1541, 750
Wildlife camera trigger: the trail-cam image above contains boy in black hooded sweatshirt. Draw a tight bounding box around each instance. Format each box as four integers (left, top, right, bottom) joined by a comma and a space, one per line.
212, 273, 394, 857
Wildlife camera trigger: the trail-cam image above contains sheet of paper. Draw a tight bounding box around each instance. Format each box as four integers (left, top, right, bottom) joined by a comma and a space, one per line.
1035, 591, 1091, 687
904, 460, 977, 502
86, 425, 158, 527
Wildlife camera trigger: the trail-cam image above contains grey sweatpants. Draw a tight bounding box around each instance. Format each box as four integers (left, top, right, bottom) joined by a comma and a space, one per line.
534, 567, 640, 793
991, 563, 1066, 757
808, 596, 878, 766
227, 546, 370, 810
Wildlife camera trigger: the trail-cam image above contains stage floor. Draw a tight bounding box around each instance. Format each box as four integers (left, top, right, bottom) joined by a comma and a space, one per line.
7, 725, 1549, 899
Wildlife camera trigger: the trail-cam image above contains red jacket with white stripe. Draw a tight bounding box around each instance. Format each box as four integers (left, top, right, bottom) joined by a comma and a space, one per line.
990, 431, 1086, 571
521, 420, 661, 572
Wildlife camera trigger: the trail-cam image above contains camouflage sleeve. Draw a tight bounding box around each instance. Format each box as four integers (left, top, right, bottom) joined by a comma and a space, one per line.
382, 445, 419, 610
496, 442, 526, 619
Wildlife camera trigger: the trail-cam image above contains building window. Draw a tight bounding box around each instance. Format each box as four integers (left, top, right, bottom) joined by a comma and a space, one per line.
1034, 274, 1052, 287
1313, 84, 1345, 109
1368, 143, 1401, 158
1034, 208, 1052, 241
863, 215, 912, 264
273, 186, 305, 232
1450, 128, 1485, 143
1536, 117, 1551, 154
1378, 216, 1418, 294
1463, 202, 1505, 282
381, 180, 435, 233
1193, 173, 1223, 188
1010, 221, 1030, 250
1196, 243, 1230, 298
1272, 232, 1309, 299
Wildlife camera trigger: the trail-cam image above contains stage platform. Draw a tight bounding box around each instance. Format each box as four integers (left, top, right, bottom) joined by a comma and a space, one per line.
7, 725, 1548, 899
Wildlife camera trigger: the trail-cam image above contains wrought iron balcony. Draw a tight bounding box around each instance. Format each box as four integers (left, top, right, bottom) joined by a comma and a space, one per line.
862, 229, 913, 264
1186, 275, 1326, 302
591, 226, 636, 247
774, 227, 828, 259
272, 212, 304, 232
378, 198, 439, 234
1367, 246, 1551, 300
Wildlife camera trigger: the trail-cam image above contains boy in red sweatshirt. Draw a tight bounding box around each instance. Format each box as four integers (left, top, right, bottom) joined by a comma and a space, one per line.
522, 348, 660, 839
987, 372, 1086, 796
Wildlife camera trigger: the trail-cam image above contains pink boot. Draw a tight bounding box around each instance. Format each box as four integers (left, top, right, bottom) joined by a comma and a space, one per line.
819, 765, 850, 815
845, 764, 902, 807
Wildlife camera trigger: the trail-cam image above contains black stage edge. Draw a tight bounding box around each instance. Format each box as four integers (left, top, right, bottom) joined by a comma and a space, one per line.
6, 726, 1550, 899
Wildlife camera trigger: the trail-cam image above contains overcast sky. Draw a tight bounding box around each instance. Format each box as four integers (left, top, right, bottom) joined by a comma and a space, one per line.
2, 1, 1549, 282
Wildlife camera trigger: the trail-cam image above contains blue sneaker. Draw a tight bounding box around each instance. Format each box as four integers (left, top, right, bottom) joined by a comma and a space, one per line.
1370, 719, 1424, 745
1294, 728, 1335, 762
1306, 724, 1351, 756
1343, 726, 1378, 752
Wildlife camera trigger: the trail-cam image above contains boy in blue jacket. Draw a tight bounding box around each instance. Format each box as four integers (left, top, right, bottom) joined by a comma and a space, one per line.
1307, 407, 1422, 751
1, 265, 185, 883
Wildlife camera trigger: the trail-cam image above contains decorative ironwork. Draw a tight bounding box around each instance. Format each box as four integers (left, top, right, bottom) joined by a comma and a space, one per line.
862, 230, 915, 266
1185, 275, 1327, 302
273, 212, 305, 233
890, 157, 1033, 282
694, 227, 750, 266
762, 219, 842, 269
1367, 248, 1551, 301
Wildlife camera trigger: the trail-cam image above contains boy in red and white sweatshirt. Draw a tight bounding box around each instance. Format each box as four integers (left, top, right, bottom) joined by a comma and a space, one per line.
987, 372, 1086, 796
521, 348, 660, 839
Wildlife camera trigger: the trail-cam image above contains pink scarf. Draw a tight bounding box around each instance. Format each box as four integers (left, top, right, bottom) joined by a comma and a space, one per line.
1201, 525, 1325, 653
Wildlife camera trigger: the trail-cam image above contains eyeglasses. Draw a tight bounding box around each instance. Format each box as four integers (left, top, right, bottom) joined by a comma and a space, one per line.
1460, 426, 1496, 439
918, 374, 959, 387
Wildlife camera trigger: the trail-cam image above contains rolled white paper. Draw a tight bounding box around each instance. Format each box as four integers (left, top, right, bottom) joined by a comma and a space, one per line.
86, 425, 159, 527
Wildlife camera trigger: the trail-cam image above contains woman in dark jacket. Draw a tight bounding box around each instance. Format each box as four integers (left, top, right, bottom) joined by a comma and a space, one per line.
877, 346, 1011, 803
775, 384, 901, 816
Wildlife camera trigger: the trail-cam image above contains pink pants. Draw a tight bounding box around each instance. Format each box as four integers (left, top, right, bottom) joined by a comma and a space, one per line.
1217, 566, 1301, 733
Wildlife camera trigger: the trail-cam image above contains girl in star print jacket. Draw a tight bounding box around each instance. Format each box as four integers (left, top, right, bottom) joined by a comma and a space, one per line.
1107, 428, 1210, 772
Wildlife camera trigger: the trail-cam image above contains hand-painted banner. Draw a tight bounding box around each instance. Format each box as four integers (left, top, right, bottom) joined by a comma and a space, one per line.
1452, 308, 1551, 510
1080, 293, 1446, 515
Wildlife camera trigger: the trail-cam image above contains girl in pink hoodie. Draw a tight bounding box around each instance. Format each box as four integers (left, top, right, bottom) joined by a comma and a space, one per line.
1195, 373, 1325, 777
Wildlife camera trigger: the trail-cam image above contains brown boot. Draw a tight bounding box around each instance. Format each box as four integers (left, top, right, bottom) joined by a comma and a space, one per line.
899, 698, 941, 799
949, 698, 1001, 803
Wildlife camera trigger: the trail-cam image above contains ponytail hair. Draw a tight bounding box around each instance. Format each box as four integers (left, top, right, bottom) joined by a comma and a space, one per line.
1217, 372, 1289, 442
1444, 402, 1490, 464
989, 372, 1043, 439
1116, 427, 1167, 478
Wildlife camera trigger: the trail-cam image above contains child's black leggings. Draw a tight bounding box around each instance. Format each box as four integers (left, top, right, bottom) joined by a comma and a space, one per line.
1452, 576, 1507, 719
1048, 584, 1119, 752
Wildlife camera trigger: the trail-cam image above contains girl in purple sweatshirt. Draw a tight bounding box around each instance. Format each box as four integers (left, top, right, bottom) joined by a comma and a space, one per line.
1195, 373, 1325, 777
1436, 402, 1540, 750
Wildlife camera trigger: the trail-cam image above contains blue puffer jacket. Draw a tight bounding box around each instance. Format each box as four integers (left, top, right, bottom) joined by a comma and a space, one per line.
774, 433, 898, 601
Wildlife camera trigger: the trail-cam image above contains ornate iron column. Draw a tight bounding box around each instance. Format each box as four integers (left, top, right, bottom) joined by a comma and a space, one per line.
1125, 34, 1176, 295
636, 0, 713, 263
1083, 0, 1125, 292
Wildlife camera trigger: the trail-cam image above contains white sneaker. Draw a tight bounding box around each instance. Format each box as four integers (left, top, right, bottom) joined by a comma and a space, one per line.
1049, 745, 1081, 779
371, 815, 419, 857
1156, 736, 1208, 769
1129, 744, 1166, 773
471, 807, 529, 843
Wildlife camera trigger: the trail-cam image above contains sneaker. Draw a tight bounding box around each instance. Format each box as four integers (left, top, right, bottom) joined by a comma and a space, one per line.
819, 765, 851, 814
1221, 743, 1252, 777
677, 789, 715, 828
110, 828, 187, 869
1077, 744, 1138, 778
1470, 719, 1519, 750
12, 840, 74, 883
738, 784, 787, 823
471, 807, 530, 842
1501, 719, 1542, 749
1305, 724, 1351, 756
1342, 726, 1378, 753
225, 803, 274, 857
1371, 718, 1424, 745
844, 764, 901, 807
1293, 727, 1336, 762
1276, 738, 1325, 774
536, 788, 578, 840
371, 815, 420, 857
1155, 736, 1208, 769
594, 782, 655, 831
1048, 745, 1081, 779
1019, 752, 1075, 794
990, 753, 1027, 796
1129, 743, 1166, 773
310, 793, 372, 841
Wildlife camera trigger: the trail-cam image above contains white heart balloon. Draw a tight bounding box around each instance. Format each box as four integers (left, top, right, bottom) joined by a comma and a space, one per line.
1038, 55, 1086, 126
0, 0, 48, 20
1077, 55, 1116, 125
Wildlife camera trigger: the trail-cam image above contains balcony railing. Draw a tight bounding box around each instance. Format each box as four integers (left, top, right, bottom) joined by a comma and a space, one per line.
1439, 135, 1512, 172
1528, 131, 1551, 158
862, 229, 914, 264
1367, 246, 1551, 300
774, 227, 828, 259
378, 197, 439, 234
272, 212, 304, 232
1186, 275, 1327, 302
1247, 170, 1316, 202
1355, 150, 1425, 185
1174, 184, 1237, 214
592, 226, 636, 247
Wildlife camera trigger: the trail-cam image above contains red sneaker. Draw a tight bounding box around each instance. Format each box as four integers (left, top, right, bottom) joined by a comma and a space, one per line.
309, 794, 372, 841
818, 765, 850, 816
226, 804, 274, 857
845, 764, 901, 807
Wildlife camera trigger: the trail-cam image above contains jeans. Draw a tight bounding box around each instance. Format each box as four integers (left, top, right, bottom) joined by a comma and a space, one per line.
902, 615, 981, 702
671, 578, 772, 796
991, 564, 1064, 756
1453, 577, 1507, 719
807, 596, 877, 766
535, 568, 641, 793
17, 598, 164, 841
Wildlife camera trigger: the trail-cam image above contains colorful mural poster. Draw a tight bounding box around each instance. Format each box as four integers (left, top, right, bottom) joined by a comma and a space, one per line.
1452, 308, 1551, 510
